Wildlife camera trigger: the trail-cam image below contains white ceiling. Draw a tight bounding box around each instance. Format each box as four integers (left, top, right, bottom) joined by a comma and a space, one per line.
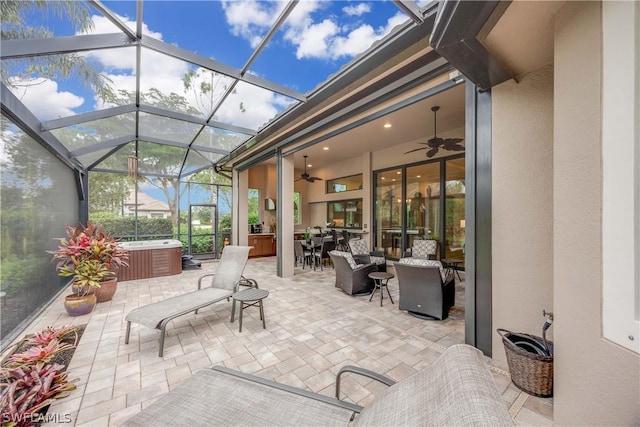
263, 82, 466, 171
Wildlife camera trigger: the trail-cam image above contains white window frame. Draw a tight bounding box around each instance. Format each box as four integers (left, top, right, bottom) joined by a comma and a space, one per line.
602, 0, 640, 353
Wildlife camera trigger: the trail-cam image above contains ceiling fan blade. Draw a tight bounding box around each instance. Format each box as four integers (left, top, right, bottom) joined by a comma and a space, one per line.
426, 147, 439, 158
404, 147, 428, 154
310, 177, 322, 181
429, 136, 445, 147
442, 139, 465, 151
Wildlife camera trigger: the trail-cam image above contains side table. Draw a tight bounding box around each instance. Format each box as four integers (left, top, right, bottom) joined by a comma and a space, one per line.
368, 272, 394, 307
441, 258, 463, 282
231, 288, 269, 332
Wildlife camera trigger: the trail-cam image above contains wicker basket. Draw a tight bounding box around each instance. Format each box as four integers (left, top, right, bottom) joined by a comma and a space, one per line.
497, 328, 554, 397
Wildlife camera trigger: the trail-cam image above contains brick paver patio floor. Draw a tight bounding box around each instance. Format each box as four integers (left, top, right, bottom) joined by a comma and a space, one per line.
17, 256, 552, 426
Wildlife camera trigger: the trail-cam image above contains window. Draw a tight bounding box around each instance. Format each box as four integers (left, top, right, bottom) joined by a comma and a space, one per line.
248, 188, 259, 224
326, 174, 363, 194
602, 1, 639, 353
294, 192, 301, 225
327, 199, 362, 229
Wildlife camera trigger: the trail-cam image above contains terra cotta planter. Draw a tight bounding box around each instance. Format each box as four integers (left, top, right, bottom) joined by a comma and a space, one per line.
64, 293, 96, 316
94, 277, 118, 303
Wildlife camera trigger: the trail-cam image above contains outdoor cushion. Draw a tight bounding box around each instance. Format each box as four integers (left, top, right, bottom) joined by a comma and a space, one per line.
329, 250, 358, 270
398, 257, 446, 280
411, 239, 438, 259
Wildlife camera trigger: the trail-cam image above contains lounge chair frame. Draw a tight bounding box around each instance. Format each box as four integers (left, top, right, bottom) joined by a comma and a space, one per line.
124, 246, 254, 356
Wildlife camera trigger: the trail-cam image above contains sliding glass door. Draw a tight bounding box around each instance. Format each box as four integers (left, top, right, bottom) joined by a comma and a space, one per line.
445, 157, 465, 265
373, 155, 464, 263
375, 168, 403, 259
405, 162, 441, 256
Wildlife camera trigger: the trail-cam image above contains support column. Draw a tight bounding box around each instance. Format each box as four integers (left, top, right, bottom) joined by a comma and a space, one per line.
277, 151, 295, 277
234, 168, 249, 247
465, 81, 492, 356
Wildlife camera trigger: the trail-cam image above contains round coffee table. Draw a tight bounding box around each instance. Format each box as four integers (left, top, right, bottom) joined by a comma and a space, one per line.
368, 272, 394, 307
231, 288, 269, 332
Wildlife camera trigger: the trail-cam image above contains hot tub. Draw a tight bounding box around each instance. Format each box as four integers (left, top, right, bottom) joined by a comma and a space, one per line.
117, 240, 183, 282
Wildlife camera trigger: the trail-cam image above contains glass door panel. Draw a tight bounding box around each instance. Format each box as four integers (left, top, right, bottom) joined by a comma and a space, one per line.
445, 158, 465, 266
375, 168, 403, 259
189, 204, 217, 257
405, 163, 441, 257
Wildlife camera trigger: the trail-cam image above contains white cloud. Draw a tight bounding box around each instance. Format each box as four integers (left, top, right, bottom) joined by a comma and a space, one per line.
79, 13, 163, 39
287, 19, 339, 60
7, 78, 85, 120
343, 3, 371, 17
220, 0, 286, 48
220, 0, 408, 61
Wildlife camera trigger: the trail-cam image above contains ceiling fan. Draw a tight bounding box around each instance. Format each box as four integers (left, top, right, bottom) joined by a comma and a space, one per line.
296, 155, 322, 183
405, 106, 464, 158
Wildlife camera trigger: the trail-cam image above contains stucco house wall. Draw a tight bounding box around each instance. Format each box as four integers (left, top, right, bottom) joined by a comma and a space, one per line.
493, 2, 639, 424
491, 64, 554, 369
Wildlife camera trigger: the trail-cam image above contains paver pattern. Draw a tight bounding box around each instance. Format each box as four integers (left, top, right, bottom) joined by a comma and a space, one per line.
19, 256, 552, 426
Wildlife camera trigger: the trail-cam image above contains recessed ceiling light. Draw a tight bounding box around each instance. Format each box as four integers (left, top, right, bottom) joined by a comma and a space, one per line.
392, 179, 396, 182
307, 164, 312, 168
396, 171, 401, 175
383, 123, 392, 128
381, 177, 385, 180
322, 146, 329, 151
416, 175, 421, 178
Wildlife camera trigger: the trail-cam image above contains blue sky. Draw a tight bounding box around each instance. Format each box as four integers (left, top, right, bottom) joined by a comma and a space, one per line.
10, 0, 421, 125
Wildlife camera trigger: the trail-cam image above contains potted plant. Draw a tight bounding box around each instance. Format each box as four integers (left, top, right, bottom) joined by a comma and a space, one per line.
49, 221, 129, 315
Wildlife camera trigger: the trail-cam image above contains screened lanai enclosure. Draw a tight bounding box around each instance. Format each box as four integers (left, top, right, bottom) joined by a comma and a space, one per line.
1, 0, 434, 347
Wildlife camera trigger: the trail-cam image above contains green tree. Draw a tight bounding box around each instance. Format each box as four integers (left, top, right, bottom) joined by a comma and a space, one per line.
89, 172, 131, 215
1, 0, 112, 99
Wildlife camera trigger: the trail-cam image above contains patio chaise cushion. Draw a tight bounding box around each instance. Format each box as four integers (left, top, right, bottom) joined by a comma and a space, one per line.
398, 256, 446, 280
124, 245, 252, 356
352, 345, 512, 426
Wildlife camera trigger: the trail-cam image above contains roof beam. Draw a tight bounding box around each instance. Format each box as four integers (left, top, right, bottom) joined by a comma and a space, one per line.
1, 33, 136, 59
141, 36, 306, 102
138, 105, 256, 135
189, 144, 232, 156
241, 0, 298, 73
41, 105, 137, 130
393, 0, 425, 24
71, 135, 134, 157
429, 0, 513, 90
1, 83, 79, 170
88, 0, 138, 40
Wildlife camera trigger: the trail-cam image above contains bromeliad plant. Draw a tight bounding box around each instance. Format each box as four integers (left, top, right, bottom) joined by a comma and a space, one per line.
26, 325, 77, 347
48, 221, 128, 297
1, 325, 81, 427
0, 363, 77, 427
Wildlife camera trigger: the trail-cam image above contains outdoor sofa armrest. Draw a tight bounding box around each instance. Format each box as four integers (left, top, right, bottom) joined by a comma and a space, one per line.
335, 366, 396, 400
352, 254, 371, 265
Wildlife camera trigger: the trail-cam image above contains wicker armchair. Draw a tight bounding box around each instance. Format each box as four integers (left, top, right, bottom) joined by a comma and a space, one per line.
348, 239, 387, 272
395, 258, 455, 320
404, 239, 438, 259
329, 251, 377, 296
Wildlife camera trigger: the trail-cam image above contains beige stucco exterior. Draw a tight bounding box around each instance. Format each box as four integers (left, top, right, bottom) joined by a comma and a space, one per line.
491, 64, 554, 369
493, 1, 639, 424
237, 2, 640, 422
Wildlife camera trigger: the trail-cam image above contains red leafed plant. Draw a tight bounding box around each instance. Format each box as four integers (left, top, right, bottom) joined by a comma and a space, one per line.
48, 221, 129, 296
26, 325, 77, 347
0, 363, 76, 427
5, 341, 75, 369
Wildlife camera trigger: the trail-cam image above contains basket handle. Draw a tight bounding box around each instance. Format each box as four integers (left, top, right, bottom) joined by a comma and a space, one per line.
496, 328, 513, 339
